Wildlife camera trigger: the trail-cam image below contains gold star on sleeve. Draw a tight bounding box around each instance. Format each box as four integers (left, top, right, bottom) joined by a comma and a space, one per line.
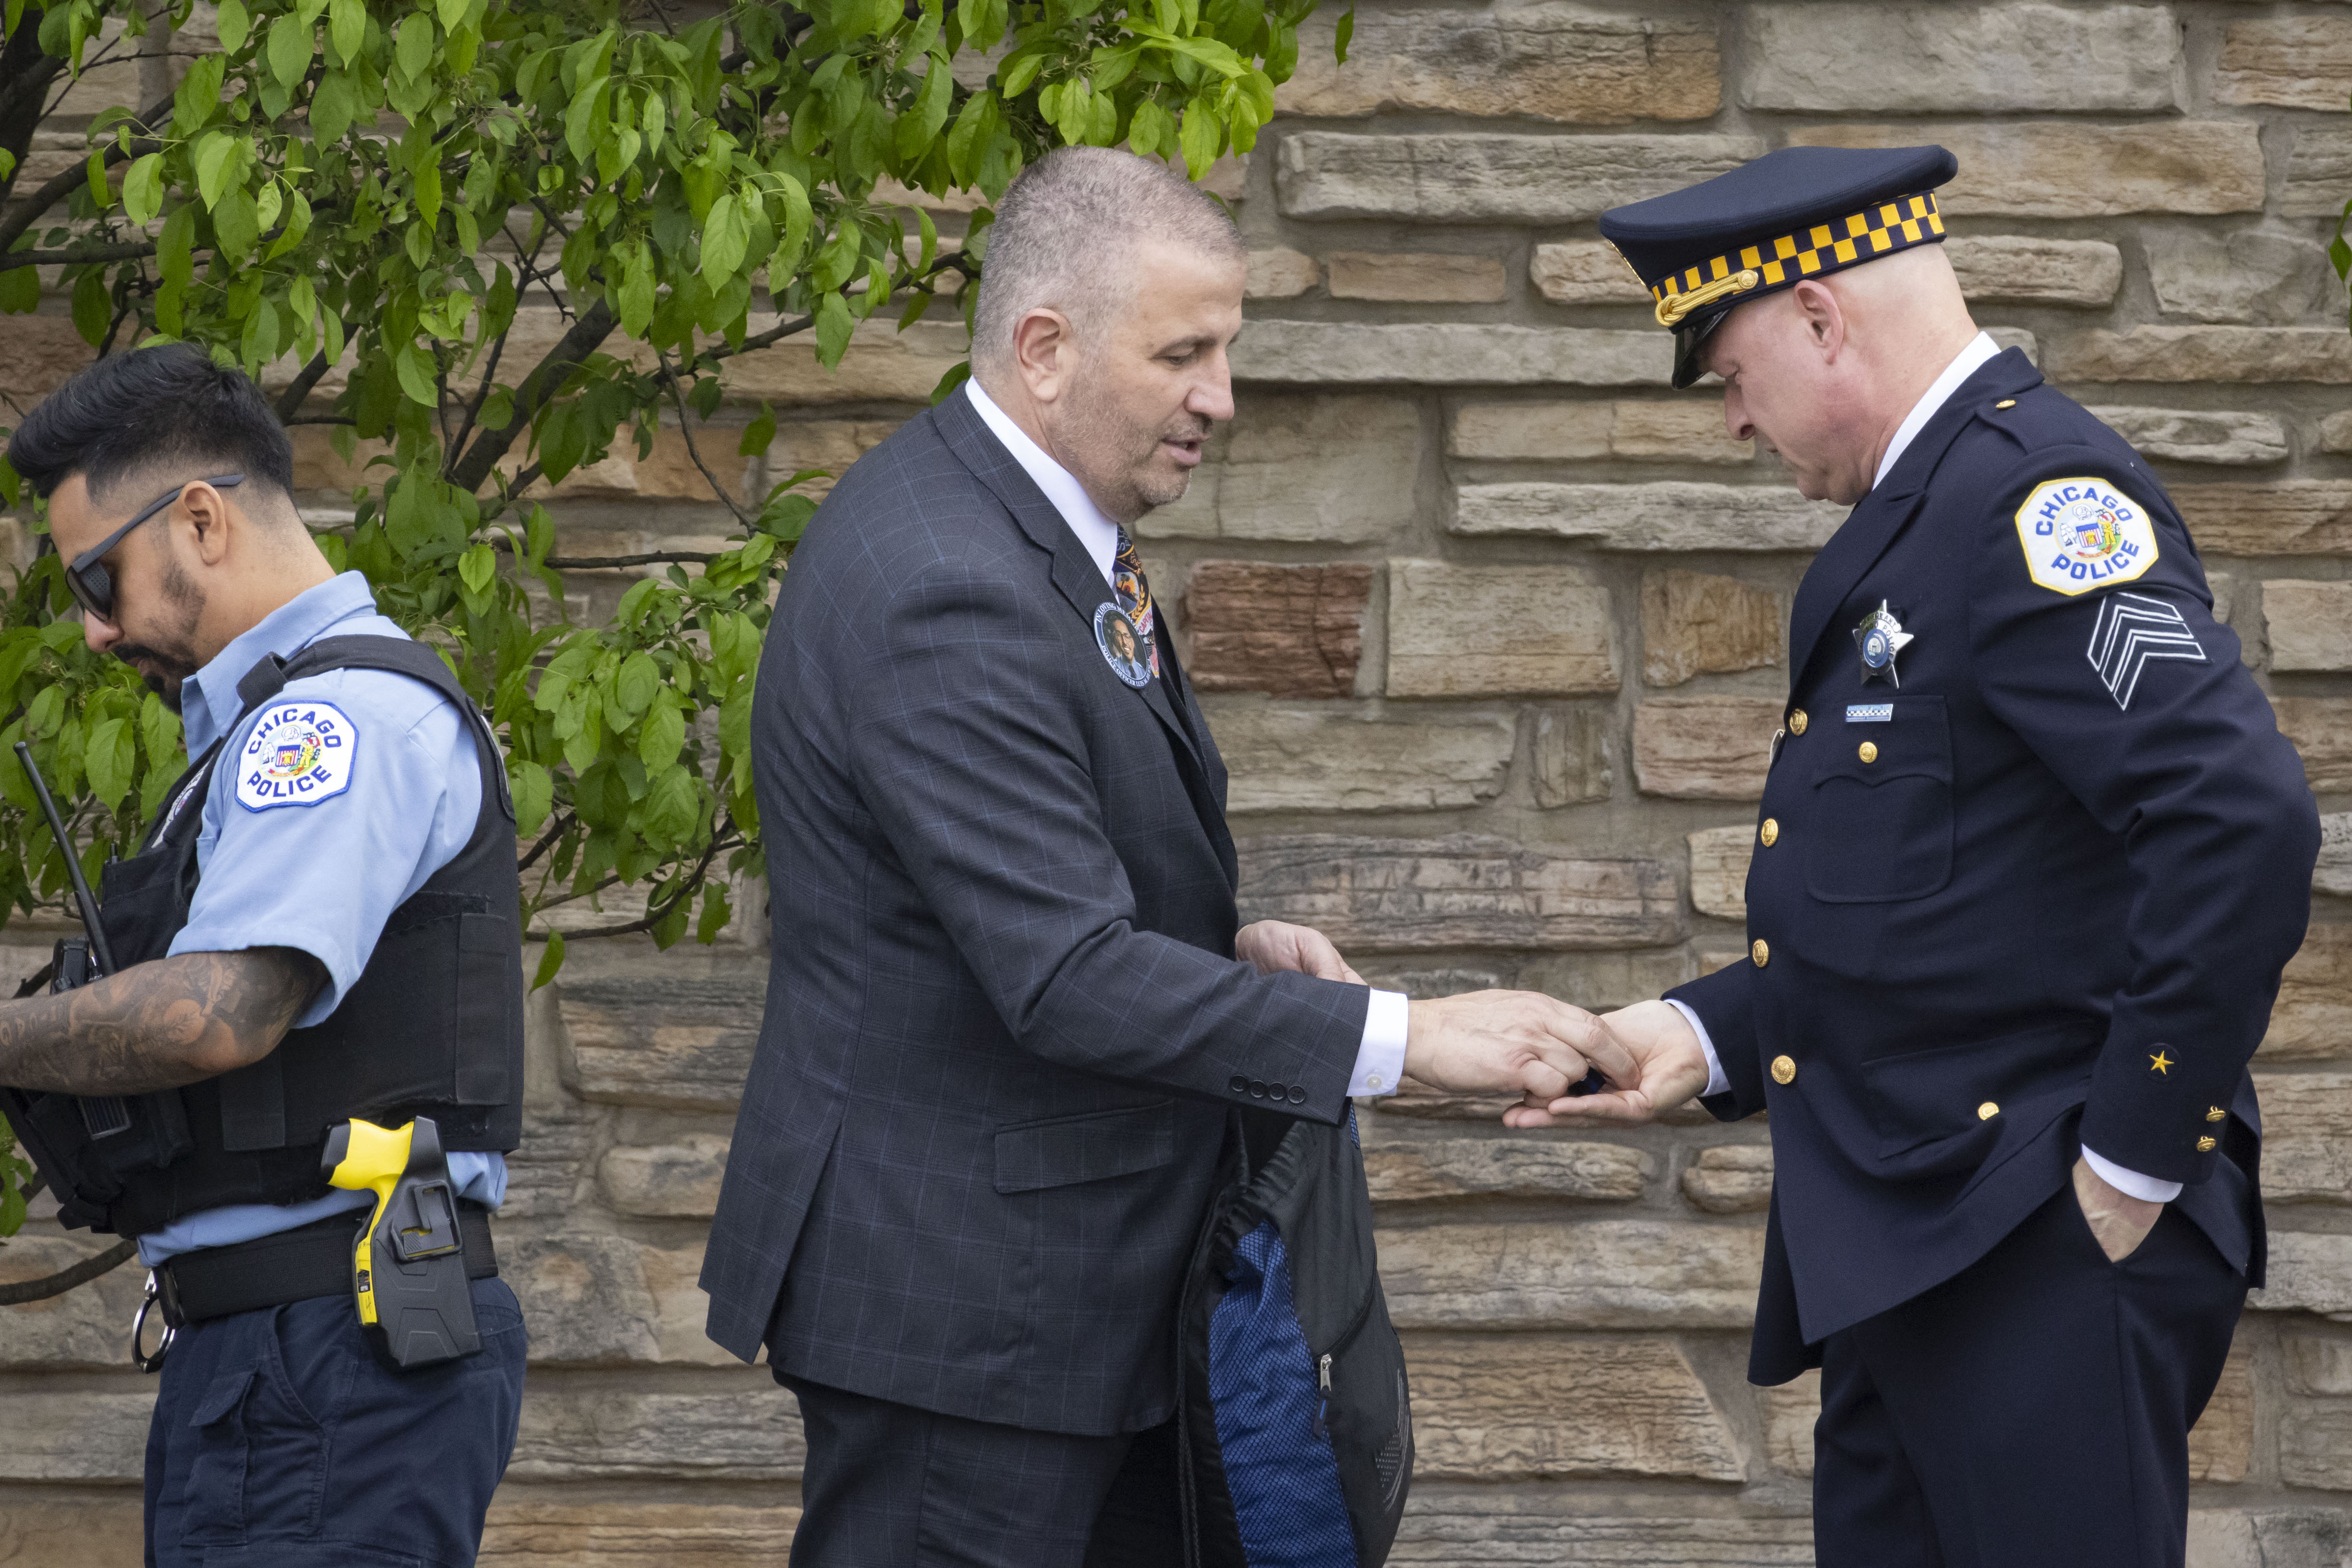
2150, 1051, 2175, 1075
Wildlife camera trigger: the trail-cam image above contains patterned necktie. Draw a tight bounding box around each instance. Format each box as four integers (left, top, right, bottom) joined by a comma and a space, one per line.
1112, 527, 1160, 681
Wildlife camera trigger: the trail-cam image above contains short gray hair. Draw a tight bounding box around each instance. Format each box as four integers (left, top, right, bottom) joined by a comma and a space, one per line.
971, 147, 1244, 370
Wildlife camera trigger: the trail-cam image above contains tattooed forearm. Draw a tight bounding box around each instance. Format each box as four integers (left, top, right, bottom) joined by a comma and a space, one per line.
0, 949, 326, 1095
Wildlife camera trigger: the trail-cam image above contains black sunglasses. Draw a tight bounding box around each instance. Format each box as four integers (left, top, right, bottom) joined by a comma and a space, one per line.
64, 474, 244, 621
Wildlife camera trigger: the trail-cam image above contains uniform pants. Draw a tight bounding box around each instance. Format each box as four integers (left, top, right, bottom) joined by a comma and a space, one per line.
143, 1278, 527, 1567
1812, 1187, 2246, 1568
782, 1375, 1185, 1568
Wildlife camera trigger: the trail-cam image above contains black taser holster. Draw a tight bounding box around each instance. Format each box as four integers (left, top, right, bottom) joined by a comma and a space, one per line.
321, 1114, 482, 1372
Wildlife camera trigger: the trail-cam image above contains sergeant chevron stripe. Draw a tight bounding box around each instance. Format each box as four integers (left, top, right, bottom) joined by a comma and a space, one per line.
2087, 591, 2205, 711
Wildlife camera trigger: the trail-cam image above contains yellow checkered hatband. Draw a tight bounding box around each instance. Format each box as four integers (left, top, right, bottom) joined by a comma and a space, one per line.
1649, 192, 1947, 327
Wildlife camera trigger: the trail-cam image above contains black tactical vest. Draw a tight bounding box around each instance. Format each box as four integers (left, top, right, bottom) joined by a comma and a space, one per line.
4, 636, 524, 1237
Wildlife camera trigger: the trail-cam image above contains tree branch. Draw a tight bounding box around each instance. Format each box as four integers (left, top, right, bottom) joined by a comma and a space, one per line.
0, 240, 158, 270
448, 298, 618, 493
515, 810, 576, 872
700, 310, 816, 365
273, 350, 334, 423
526, 826, 739, 942
656, 353, 754, 526
0, 86, 175, 258
0, 1238, 138, 1305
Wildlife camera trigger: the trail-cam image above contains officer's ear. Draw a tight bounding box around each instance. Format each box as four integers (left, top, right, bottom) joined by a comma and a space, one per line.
1790, 279, 1847, 365
176, 479, 237, 568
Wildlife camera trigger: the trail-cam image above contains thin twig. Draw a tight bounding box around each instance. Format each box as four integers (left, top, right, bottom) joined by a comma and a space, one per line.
0, 1239, 139, 1305
445, 327, 509, 477
656, 353, 754, 526
515, 811, 576, 872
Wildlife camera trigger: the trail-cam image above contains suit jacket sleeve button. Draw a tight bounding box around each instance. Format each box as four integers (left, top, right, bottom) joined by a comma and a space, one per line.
1229, 1075, 1249, 1095
1288, 1086, 1307, 1105
1248, 1080, 1268, 1099
2197, 1136, 2218, 1153
1977, 1101, 2000, 1121
2207, 1106, 2226, 1122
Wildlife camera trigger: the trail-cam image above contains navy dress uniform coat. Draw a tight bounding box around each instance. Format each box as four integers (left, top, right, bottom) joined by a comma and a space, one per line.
1668, 347, 2319, 1385
700, 388, 1369, 1440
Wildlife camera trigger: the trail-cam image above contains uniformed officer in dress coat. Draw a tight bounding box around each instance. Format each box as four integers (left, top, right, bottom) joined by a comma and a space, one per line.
1509, 146, 2320, 1567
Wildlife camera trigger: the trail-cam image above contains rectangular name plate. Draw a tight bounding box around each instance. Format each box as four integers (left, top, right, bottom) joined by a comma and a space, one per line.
1846, 703, 1894, 723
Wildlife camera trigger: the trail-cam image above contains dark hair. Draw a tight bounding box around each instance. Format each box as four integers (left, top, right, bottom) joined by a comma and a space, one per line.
7, 344, 295, 503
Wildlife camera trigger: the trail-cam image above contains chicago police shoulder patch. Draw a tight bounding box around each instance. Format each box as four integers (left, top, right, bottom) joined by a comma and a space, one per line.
2013, 477, 2160, 597
235, 700, 357, 811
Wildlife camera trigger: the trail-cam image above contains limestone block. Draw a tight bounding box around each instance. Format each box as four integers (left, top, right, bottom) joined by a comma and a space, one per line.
2327, 413, 2352, 455
1760, 1368, 1821, 1474
555, 954, 766, 1111
2147, 231, 2336, 326
1682, 1144, 1775, 1215
2263, 925, 2352, 1061
502, 1234, 726, 1366
1278, 7, 1720, 123
481, 1499, 802, 1563
2216, 16, 2352, 109
2267, 582, 2352, 672
2280, 1398, 2352, 1490
1454, 482, 1843, 551
1247, 247, 1321, 299
1451, 401, 1613, 461
1328, 253, 1507, 304
1643, 570, 1782, 687
2256, 1231, 2352, 1319
2280, 694, 2352, 788
1387, 560, 1619, 698
1984, 327, 2039, 366
601, 1132, 731, 1218
2187, 1511, 2352, 1568
0, 1390, 154, 1480
0, 1234, 150, 1368
2321, 812, 2352, 897
2285, 1330, 2352, 1394
1610, 401, 1754, 464
2173, 484, 2352, 554
1529, 705, 1614, 808
1531, 241, 1651, 305
1356, 966, 1507, 999
1139, 393, 1423, 542
1183, 561, 1373, 697
2047, 328, 2352, 385
2192, 1346, 2256, 1483
1232, 322, 1669, 388
1363, 1136, 1652, 1203
1738, 5, 2181, 113
1634, 697, 1782, 802
494, 1104, 599, 1220
2284, 127, 2352, 219
717, 315, 969, 406
509, 1383, 803, 1480
2259, 1075, 2352, 1204
2083, 407, 2288, 466
0, 313, 100, 404
0, 1501, 144, 1567
1946, 236, 2123, 307
1375, 1220, 1765, 1329
1388, 1501, 1812, 1564
1276, 133, 1766, 224
1235, 834, 1683, 951
1786, 122, 2265, 218
1202, 700, 1517, 814
1405, 1334, 1742, 1481
1687, 826, 1755, 923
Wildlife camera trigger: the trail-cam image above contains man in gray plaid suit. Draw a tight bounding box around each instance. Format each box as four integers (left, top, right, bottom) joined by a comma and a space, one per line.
701, 147, 1622, 1567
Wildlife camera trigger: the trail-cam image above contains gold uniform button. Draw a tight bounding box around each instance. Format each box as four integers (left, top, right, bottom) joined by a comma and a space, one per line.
2197, 1136, 2218, 1153
1858, 741, 1879, 764
1994, 399, 2018, 410
1752, 938, 1771, 967
1978, 1101, 2000, 1121
1771, 1055, 1797, 1085
2206, 1106, 2226, 1123
1789, 709, 1809, 735
1760, 818, 1780, 847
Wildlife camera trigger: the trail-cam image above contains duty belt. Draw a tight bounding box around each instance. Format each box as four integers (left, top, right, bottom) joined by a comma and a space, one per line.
135, 1202, 497, 1367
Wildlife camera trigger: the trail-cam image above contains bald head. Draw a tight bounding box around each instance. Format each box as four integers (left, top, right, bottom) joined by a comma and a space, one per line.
1700, 243, 1979, 505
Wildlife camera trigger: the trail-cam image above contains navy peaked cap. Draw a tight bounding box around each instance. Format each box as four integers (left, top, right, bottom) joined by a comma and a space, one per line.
1599, 144, 1960, 389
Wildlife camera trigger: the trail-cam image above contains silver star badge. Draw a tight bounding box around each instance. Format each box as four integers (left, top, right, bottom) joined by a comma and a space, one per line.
1853, 600, 1914, 688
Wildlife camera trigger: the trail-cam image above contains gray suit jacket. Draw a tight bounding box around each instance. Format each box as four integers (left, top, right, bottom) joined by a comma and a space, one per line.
700, 387, 1371, 1435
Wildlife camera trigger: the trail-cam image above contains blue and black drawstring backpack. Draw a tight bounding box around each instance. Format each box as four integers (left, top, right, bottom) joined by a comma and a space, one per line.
1176, 1108, 1413, 1568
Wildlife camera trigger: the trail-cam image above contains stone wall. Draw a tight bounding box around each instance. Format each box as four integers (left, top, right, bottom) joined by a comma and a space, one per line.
8, 0, 2352, 1561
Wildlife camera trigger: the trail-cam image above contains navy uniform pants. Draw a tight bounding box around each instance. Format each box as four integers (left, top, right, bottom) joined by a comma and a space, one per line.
1813, 1187, 2246, 1568
143, 1277, 526, 1567
781, 1375, 1185, 1568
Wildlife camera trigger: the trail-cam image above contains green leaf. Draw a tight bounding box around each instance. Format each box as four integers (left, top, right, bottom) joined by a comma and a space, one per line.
395, 13, 433, 79
216, 0, 251, 53
1334, 3, 1354, 63
739, 403, 776, 456
85, 717, 135, 807
122, 152, 164, 225
269, 14, 313, 88
0, 264, 35, 316
394, 343, 440, 406
192, 132, 239, 208
637, 700, 685, 769
139, 693, 183, 771
511, 759, 553, 835
71, 268, 111, 348
531, 930, 565, 990
310, 70, 356, 141
459, 541, 496, 595
614, 651, 660, 717
815, 290, 855, 367
699, 191, 748, 279
1178, 96, 1220, 179
328, 0, 365, 64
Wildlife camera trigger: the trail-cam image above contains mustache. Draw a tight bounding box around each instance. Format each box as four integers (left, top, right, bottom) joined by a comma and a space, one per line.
1161, 415, 1213, 443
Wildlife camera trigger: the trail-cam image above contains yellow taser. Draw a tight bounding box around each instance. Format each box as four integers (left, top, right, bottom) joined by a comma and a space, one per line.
322, 1115, 482, 1371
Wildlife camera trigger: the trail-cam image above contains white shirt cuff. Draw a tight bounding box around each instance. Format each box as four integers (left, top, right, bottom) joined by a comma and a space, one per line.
2081, 1144, 2183, 1204
1665, 998, 1730, 1099
1350, 990, 1409, 1097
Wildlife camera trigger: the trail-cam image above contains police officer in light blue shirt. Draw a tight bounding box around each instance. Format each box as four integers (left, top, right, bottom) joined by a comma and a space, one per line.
0, 346, 529, 1565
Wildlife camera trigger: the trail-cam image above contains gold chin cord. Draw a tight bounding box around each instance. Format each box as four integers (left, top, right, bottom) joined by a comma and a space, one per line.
1655, 268, 1760, 327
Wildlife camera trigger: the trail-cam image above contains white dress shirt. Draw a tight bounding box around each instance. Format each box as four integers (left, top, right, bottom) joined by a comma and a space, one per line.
1669, 332, 2179, 1203
965, 379, 1412, 1098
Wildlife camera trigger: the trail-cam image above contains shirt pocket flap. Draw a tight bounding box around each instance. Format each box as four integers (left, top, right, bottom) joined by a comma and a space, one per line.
993, 1101, 1181, 1194
1814, 695, 1954, 784
1862, 1023, 2101, 1160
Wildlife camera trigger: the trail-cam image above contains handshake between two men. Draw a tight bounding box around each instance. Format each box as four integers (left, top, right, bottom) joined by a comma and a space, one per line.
1232, 919, 1711, 1130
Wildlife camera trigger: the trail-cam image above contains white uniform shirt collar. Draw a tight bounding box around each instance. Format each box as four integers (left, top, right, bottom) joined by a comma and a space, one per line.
180, 571, 380, 756
964, 377, 1121, 589
1870, 330, 2004, 493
